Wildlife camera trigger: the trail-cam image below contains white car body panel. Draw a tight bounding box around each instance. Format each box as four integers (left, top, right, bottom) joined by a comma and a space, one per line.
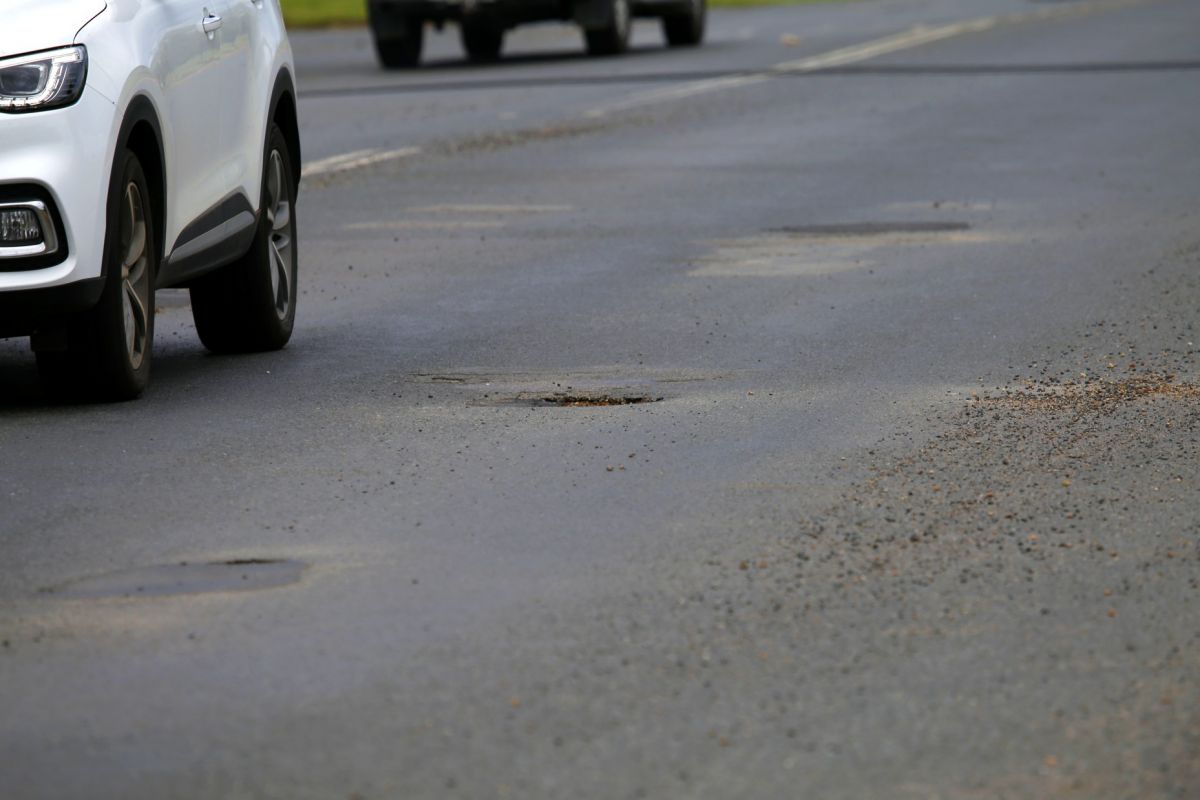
0, 0, 296, 299
0, 0, 106, 59
77, 0, 292, 260
223, 1, 296, 218
0, 86, 114, 291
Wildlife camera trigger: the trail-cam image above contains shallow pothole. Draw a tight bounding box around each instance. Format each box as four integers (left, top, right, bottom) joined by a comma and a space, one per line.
474, 391, 663, 408
44, 559, 307, 599
543, 393, 662, 407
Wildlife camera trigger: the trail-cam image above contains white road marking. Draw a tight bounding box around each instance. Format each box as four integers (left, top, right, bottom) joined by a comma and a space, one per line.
300, 149, 377, 177
585, 0, 1152, 119
302, 146, 422, 178
772, 18, 997, 74
344, 220, 505, 230
344, 204, 571, 232
407, 204, 573, 214
585, 73, 768, 118
300, 0, 1153, 178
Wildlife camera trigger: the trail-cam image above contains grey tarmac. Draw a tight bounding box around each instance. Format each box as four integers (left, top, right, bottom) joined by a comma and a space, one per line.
1, 0, 1198, 797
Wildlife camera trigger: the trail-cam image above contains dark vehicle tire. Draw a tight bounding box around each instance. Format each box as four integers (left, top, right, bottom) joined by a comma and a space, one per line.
190, 123, 298, 354
370, 13, 424, 68
584, 0, 631, 56
461, 19, 504, 62
37, 149, 156, 402
662, 0, 705, 47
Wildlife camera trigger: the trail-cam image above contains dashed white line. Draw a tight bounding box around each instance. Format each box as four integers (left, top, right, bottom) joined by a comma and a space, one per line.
584, 0, 1153, 119
302, 0, 1154, 175
302, 146, 422, 178
300, 148, 377, 177
407, 204, 574, 214
584, 73, 769, 118
772, 18, 997, 74
344, 220, 505, 230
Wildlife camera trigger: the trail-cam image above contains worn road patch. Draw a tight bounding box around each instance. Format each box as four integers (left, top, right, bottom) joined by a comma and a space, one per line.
689, 226, 1016, 277
47, 560, 307, 599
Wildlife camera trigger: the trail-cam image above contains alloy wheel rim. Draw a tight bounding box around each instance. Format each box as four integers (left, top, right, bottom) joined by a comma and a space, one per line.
265, 149, 293, 321
119, 181, 150, 371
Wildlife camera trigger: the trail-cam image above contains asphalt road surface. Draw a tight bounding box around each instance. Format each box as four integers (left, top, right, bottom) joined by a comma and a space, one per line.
3, 0, 1199, 797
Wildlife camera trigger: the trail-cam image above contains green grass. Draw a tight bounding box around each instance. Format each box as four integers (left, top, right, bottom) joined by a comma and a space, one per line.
279, 0, 847, 28
281, 0, 366, 27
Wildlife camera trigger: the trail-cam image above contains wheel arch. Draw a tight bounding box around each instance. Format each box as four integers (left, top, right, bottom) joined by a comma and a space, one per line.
269, 69, 301, 195
116, 96, 167, 268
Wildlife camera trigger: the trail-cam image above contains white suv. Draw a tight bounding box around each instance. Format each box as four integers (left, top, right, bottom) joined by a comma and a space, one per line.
0, 0, 302, 400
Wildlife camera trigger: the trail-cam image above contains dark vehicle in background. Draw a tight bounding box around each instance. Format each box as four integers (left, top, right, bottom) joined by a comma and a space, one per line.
367, 0, 705, 67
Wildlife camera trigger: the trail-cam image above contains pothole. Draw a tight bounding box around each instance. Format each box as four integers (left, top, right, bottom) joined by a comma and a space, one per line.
474, 390, 663, 408
44, 559, 307, 599
765, 221, 970, 236
544, 393, 661, 407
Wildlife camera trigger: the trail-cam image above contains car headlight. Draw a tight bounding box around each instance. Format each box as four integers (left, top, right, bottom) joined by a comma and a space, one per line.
0, 46, 87, 113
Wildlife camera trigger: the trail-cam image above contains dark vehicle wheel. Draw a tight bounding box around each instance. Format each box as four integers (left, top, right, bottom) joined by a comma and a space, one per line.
461, 19, 504, 62
370, 10, 424, 68
662, 0, 705, 47
584, 0, 631, 56
37, 149, 156, 402
190, 123, 298, 354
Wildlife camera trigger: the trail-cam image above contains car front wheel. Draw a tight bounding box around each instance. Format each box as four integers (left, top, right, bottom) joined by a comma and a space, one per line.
190, 123, 298, 354
37, 149, 156, 401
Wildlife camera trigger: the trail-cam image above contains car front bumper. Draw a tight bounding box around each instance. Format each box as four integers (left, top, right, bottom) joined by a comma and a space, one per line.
0, 85, 116, 331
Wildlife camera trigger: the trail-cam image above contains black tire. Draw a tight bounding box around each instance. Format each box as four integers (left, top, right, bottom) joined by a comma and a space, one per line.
190, 123, 298, 354
662, 0, 705, 47
460, 19, 504, 62
372, 18, 424, 68
37, 150, 156, 402
584, 0, 631, 56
